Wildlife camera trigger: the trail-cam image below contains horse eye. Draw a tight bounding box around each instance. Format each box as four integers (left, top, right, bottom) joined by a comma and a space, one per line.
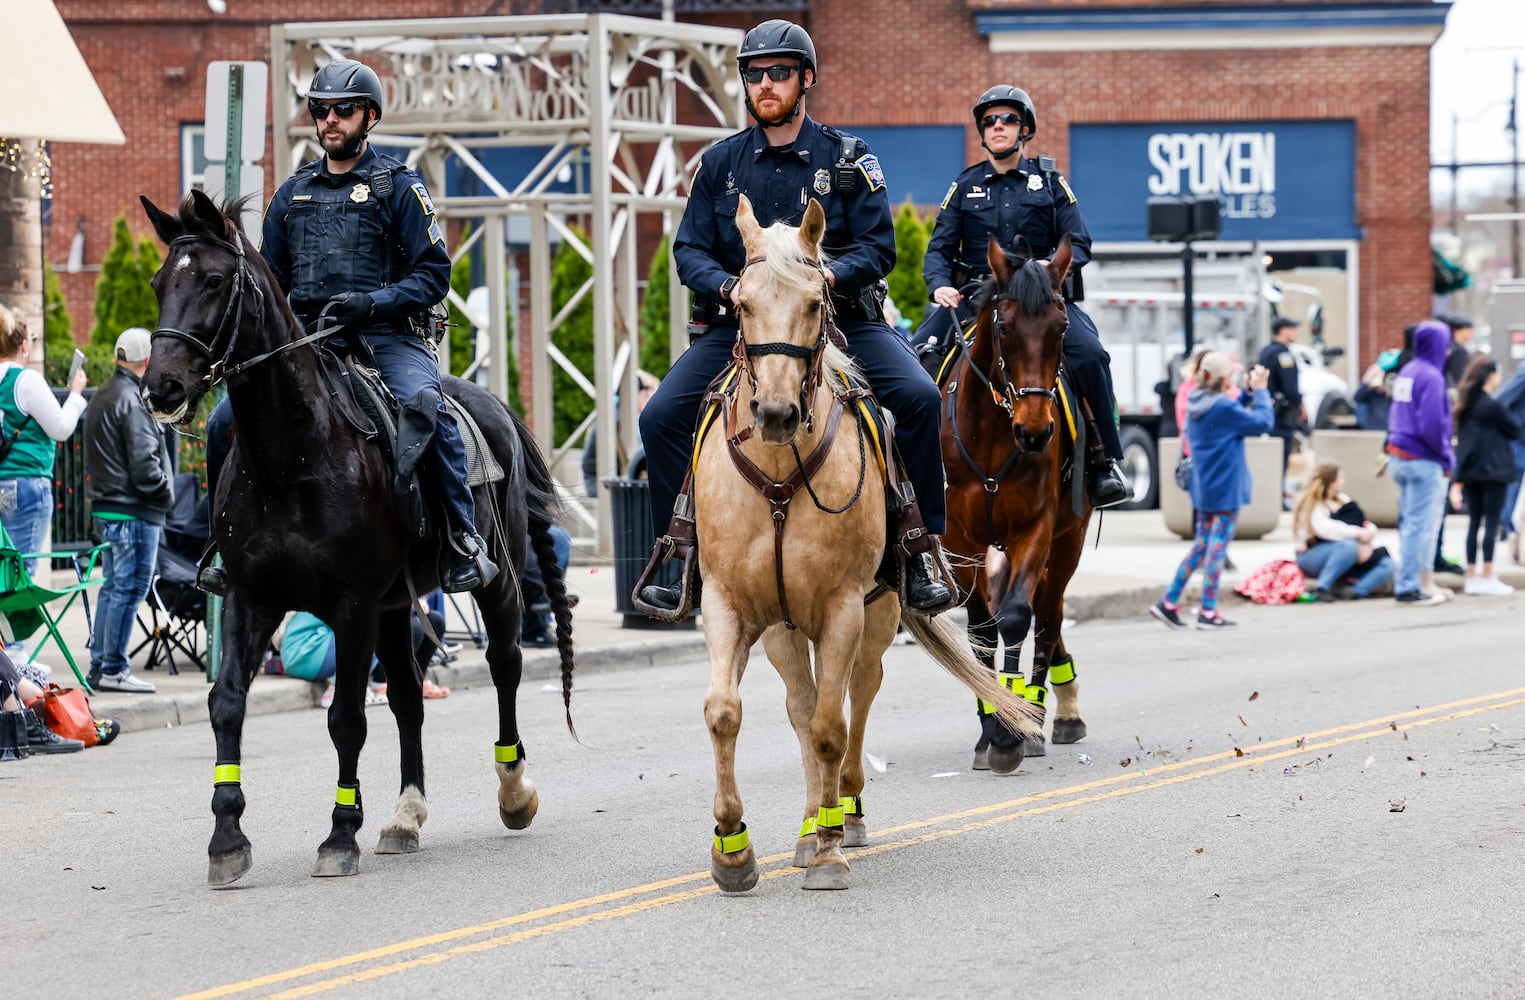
807, 300, 821, 314
205, 273, 224, 290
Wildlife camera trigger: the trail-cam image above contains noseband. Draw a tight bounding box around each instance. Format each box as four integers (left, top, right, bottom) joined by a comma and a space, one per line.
730, 253, 833, 435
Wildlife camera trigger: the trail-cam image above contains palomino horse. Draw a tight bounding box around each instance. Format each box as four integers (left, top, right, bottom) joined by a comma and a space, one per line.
940, 236, 1091, 774
138, 191, 575, 885
697, 196, 1038, 893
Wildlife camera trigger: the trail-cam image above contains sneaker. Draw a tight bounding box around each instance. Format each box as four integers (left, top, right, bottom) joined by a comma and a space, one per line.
1463, 576, 1483, 596
365, 686, 388, 708
320, 683, 335, 709
94, 670, 156, 694
1195, 612, 1237, 630
94, 718, 121, 746
1395, 590, 1446, 606
1150, 601, 1187, 630
1433, 558, 1464, 575
1311, 588, 1337, 603
1471, 575, 1515, 597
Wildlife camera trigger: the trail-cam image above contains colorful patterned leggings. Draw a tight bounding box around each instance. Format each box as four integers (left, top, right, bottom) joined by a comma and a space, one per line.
1165, 510, 1240, 613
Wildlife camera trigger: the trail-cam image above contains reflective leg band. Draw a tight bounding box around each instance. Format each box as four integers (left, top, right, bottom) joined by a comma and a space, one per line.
998, 672, 1025, 694
1025, 683, 1048, 707
335, 783, 358, 808
977, 697, 998, 716
494, 741, 524, 765
840, 795, 863, 817
214, 764, 241, 785
1050, 658, 1077, 686
799, 816, 818, 837
713, 824, 750, 855
817, 806, 844, 830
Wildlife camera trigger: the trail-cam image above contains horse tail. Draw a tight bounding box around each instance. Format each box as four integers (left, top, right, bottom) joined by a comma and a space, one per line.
900, 614, 1043, 739
506, 407, 577, 738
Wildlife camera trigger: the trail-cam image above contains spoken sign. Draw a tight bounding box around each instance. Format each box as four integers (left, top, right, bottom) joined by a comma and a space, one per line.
1147, 131, 1276, 221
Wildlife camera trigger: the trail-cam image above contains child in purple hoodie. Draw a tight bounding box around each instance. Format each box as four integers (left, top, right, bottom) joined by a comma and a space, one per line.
1385, 319, 1455, 605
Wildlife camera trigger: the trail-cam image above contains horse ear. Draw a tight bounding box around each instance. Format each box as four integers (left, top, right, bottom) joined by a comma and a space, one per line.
987, 235, 1011, 285
1048, 234, 1073, 289
800, 199, 826, 256
140, 194, 182, 246
187, 188, 227, 235
736, 194, 762, 250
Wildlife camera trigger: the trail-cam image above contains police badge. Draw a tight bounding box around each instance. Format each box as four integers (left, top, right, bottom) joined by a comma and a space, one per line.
350, 184, 370, 204
813, 168, 831, 196
1027, 173, 1044, 192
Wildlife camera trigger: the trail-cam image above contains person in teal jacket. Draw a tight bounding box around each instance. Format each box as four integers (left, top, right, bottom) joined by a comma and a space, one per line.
1151, 353, 1273, 630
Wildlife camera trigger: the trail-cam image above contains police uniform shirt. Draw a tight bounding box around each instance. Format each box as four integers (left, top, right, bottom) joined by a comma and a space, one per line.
1258, 340, 1302, 421
260, 145, 451, 328
673, 115, 896, 309
923, 156, 1091, 293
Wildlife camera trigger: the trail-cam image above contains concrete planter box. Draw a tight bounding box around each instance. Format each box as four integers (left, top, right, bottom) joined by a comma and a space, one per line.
1308, 430, 1398, 527
1160, 435, 1284, 541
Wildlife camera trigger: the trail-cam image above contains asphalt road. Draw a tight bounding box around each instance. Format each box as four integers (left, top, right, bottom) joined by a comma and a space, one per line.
4, 597, 1523, 1000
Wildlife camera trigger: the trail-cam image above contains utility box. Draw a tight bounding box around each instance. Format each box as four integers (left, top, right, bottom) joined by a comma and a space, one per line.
1159, 435, 1284, 541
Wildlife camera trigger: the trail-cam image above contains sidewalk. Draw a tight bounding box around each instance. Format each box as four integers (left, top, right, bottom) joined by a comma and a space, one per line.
32, 510, 1520, 735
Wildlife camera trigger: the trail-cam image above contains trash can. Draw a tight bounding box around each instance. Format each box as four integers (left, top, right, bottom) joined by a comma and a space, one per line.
602, 476, 697, 630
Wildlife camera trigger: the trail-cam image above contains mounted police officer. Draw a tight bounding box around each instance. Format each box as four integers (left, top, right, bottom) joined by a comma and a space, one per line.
635, 18, 952, 617
197, 58, 496, 596
917, 86, 1131, 509
1258, 315, 1303, 480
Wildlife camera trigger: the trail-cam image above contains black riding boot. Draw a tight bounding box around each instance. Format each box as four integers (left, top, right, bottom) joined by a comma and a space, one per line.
1089, 456, 1132, 509
904, 552, 952, 613
197, 549, 229, 597
443, 528, 499, 594
638, 572, 701, 617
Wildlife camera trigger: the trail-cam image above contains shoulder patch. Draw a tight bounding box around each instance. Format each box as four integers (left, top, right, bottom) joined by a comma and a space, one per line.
855, 153, 886, 193
1278, 353, 1296, 368
426, 218, 444, 245
1056, 174, 1077, 205
410, 181, 436, 216
941, 181, 958, 210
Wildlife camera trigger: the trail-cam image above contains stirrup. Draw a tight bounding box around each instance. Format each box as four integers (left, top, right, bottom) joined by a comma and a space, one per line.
632, 538, 698, 622
897, 534, 957, 617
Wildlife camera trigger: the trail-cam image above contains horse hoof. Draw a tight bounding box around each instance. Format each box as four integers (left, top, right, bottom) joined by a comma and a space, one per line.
1023, 734, 1048, 758
792, 834, 816, 868
802, 862, 850, 891
499, 790, 539, 831
711, 847, 759, 893
375, 831, 420, 855
207, 846, 252, 887
842, 817, 868, 848
987, 743, 1026, 775
312, 850, 361, 878
1051, 718, 1087, 744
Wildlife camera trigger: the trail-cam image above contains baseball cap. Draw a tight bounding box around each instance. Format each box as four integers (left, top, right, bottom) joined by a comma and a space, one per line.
1196, 351, 1234, 380
1270, 317, 1298, 333
115, 327, 152, 362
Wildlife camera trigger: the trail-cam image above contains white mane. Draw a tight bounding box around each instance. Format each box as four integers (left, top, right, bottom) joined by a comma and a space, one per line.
755, 223, 862, 388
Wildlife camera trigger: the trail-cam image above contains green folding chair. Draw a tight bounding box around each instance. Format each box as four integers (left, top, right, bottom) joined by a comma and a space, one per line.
0, 523, 108, 693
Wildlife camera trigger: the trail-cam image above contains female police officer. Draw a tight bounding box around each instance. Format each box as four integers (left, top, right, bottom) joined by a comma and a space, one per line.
920, 86, 1131, 509
635, 19, 951, 618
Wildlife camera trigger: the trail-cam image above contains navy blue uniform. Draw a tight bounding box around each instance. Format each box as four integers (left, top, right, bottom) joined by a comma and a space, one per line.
1257, 339, 1302, 474
260, 146, 476, 531
920, 156, 1124, 460
640, 116, 946, 536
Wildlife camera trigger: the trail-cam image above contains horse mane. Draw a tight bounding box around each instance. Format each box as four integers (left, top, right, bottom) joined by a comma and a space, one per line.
978, 249, 1056, 319
755, 222, 862, 386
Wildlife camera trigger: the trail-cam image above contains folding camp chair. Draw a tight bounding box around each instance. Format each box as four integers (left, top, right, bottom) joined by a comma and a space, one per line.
0, 522, 108, 693
130, 543, 206, 675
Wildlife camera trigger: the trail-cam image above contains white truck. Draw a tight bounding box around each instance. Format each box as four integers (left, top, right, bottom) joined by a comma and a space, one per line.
1091, 288, 1355, 509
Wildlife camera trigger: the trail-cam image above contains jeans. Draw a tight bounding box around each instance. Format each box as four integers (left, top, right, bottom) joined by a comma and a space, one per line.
1296, 539, 1395, 596
1391, 456, 1446, 595
0, 476, 53, 578
90, 517, 161, 677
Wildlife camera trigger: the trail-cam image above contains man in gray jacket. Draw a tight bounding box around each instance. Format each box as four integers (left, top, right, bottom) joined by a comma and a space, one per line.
84, 328, 174, 693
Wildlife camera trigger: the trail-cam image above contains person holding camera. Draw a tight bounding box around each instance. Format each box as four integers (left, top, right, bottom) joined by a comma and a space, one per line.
634, 18, 950, 618
1151, 354, 1274, 630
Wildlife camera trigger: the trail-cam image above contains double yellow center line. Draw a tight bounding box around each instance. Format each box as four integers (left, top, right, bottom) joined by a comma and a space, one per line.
178, 686, 1525, 1000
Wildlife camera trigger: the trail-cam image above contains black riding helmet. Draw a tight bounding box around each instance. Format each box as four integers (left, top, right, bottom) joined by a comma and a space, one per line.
737, 19, 816, 129
973, 85, 1036, 161
309, 59, 385, 126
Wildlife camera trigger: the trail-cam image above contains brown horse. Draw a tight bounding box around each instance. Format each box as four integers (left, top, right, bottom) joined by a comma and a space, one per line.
940, 235, 1091, 774
696, 196, 1038, 893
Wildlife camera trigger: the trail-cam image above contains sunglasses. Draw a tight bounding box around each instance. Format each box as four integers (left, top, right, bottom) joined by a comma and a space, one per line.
981, 112, 1023, 130
740, 64, 800, 84
309, 100, 363, 121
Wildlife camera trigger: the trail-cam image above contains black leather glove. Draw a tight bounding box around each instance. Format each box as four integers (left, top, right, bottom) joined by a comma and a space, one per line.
327, 291, 375, 327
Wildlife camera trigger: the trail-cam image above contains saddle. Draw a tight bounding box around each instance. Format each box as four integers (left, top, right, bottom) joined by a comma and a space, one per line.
312, 346, 504, 543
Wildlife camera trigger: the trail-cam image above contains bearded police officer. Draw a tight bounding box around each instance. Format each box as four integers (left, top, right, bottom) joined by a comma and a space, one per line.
199, 58, 495, 595
636, 19, 951, 617
918, 86, 1131, 509
1258, 316, 1303, 482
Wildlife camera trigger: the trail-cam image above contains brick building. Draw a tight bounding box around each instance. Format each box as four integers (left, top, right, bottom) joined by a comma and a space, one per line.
50, 0, 1446, 374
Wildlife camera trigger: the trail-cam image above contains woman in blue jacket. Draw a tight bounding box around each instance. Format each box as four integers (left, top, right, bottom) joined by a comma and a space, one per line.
1152, 353, 1274, 630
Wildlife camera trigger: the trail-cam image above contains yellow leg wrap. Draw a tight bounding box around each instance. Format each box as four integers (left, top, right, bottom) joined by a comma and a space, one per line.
214, 763, 241, 785
977, 697, 998, 716
713, 824, 750, 855
839, 795, 863, 817
335, 783, 358, 807
1025, 683, 1048, 707
1050, 658, 1077, 686
817, 806, 844, 830
799, 815, 819, 837
998, 671, 1025, 694
494, 741, 524, 764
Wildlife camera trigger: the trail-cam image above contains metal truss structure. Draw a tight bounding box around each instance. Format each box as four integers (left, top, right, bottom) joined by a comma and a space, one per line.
270, 14, 745, 552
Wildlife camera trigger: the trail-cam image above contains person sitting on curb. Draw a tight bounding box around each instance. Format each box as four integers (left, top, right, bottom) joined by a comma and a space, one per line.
0, 651, 120, 758
275, 607, 450, 708
1290, 463, 1395, 601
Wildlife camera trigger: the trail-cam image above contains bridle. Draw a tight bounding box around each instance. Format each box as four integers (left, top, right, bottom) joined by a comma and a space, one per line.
727, 253, 831, 436
151, 232, 334, 387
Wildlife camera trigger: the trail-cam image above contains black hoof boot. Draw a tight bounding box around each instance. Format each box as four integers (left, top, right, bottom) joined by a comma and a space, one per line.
197, 563, 230, 597
904, 553, 953, 615
443, 530, 499, 594
1089, 459, 1132, 510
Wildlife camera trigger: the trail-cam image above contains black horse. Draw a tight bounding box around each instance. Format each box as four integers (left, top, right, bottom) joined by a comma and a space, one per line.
139, 190, 575, 885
